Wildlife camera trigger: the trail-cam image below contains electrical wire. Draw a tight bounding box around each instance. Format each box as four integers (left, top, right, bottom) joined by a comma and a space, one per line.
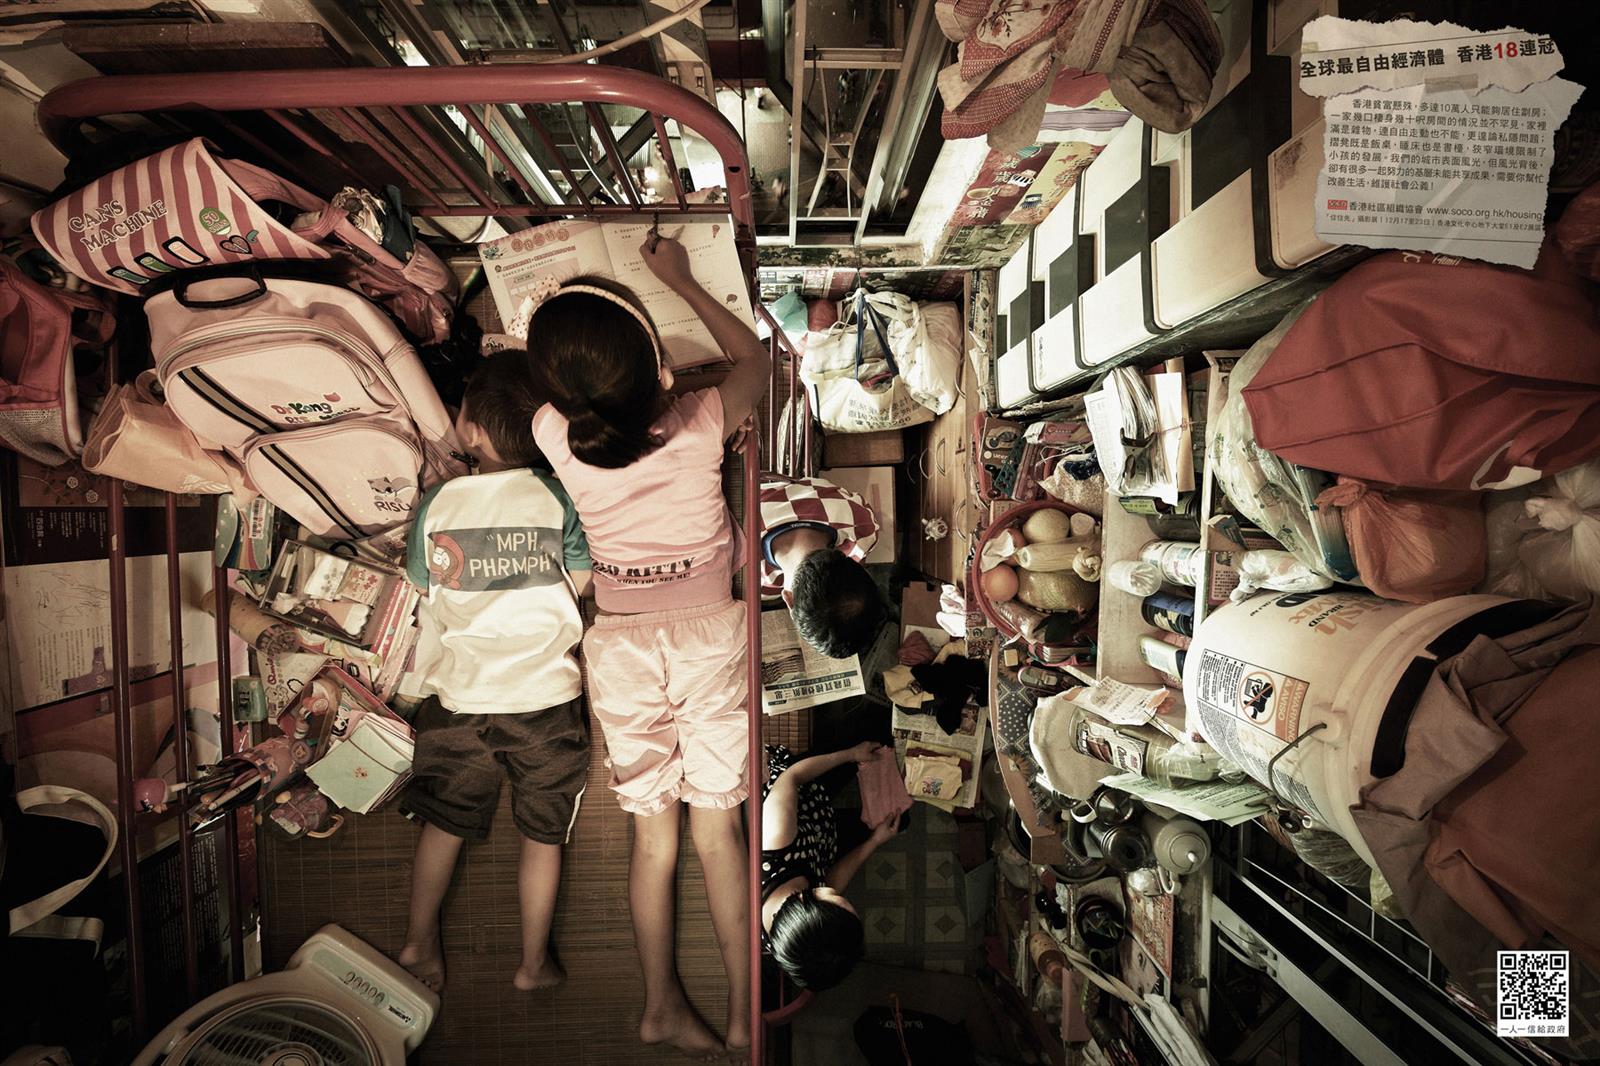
539, 0, 717, 64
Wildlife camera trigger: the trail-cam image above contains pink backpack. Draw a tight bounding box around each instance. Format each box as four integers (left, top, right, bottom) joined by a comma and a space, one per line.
0, 257, 113, 466
145, 274, 467, 538
31, 138, 457, 344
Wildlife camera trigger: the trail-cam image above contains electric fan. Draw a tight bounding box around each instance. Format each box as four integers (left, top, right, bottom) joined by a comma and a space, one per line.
132, 926, 437, 1066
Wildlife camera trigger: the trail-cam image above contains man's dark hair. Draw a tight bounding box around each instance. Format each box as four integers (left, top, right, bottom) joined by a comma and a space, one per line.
790, 548, 885, 659
769, 889, 865, 991
463, 351, 544, 467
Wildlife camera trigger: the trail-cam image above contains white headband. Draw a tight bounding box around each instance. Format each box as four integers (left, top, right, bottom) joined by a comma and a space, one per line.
517, 281, 663, 370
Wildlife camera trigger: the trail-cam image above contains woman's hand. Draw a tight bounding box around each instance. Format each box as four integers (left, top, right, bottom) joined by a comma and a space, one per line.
869, 812, 902, 845
640, 234, 694, 287
849, 741, 884, 765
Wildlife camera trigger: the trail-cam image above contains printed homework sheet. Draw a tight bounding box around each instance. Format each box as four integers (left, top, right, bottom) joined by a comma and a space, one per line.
478, 219, 752, 370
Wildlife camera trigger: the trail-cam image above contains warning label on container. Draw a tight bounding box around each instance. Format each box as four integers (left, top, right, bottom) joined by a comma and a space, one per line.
1192, 650, 1326, 821
1195, 651, 1308, 742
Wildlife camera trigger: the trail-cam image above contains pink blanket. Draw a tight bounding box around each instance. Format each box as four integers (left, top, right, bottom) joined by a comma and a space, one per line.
859, 746, 913, 828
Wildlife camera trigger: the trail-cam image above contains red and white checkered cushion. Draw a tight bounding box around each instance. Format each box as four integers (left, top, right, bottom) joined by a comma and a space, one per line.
759, 475, 881, 598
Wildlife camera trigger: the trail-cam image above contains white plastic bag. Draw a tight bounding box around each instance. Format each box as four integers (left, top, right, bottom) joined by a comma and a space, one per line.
802, 291, 961, 416
801, 292, 936, 432
800, 290, 909, 381
902, 301, 962, 416
1209, 302, 1358, 581
1230, 550, 1335, 601
1517, 460, 1600, 599
1480, 486, 1545, 597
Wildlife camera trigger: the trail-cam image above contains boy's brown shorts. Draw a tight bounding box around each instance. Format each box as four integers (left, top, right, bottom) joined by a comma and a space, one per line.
401, 694, 589, 845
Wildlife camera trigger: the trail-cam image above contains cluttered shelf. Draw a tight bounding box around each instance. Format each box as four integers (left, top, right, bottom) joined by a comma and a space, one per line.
948, 161, 1600, 1061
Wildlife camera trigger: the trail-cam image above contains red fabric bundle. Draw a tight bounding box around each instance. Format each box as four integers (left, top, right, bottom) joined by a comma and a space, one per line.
1316, 478, 1486, 603
1243, 245, 1600, 491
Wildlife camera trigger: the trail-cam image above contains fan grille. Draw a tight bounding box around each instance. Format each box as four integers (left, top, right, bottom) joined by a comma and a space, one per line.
170, 995, 380, 1066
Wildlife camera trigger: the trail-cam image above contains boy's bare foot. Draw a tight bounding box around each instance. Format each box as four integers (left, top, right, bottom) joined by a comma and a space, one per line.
512, 954, 566, 991
398, 936, 445, 994
641, 996, 723, 1058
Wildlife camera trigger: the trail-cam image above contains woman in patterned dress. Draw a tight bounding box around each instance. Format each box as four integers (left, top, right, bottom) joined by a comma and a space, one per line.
760, 742, 902, 991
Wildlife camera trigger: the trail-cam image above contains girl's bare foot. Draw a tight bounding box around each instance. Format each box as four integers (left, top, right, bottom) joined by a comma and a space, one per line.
397, 936, 445, 994
512, 953, 566, 991
641, 994, 723, 1059
724, 1014, 751, 1058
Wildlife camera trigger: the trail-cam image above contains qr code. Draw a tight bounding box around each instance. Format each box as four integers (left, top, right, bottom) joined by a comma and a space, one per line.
1497, 950, 1569, 1037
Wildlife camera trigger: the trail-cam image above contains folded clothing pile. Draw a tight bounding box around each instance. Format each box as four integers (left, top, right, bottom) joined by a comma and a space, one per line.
935, 0, 1222, 154
905, 749, 968, 802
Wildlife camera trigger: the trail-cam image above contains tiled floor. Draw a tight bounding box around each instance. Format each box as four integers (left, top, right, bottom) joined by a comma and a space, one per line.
847, 803, 980, 976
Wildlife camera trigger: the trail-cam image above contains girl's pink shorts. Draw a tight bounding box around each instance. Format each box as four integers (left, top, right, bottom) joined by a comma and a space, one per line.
582, 599, 750, 816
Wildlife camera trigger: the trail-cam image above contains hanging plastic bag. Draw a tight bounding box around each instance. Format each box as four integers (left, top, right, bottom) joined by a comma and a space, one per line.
803, 294, 936, 433
1317, 477, 1486, 603
1517, 459, 1600, 599
803, 291, 961, 416
801, 290, 905, 381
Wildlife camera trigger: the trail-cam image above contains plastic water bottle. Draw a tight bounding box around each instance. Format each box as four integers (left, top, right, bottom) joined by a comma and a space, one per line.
1106, 560, 1162, 597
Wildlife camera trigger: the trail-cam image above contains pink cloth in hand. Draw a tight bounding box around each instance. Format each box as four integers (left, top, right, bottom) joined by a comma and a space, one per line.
858, 746, 913, 829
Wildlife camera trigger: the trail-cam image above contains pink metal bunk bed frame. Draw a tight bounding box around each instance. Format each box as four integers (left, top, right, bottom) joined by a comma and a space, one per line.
37, 63, 798, 1063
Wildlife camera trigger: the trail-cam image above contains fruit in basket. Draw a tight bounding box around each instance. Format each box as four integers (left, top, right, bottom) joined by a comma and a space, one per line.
1017, 568, 1098, 615
1022, 509, 1074, 544
982, 563, 1020, 603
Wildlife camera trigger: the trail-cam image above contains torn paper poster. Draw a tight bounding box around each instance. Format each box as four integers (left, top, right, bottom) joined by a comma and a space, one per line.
1315, 78, 1584, 268
1044, 678, 1168, 728
1298, 17, 1565, 98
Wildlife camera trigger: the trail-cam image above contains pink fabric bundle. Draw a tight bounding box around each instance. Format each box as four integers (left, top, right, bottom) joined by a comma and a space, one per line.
899, 630, 937, 666
935, 0, 1220, 152
82, 377, 245, 495
858, 745, 913, 829
1555, 181, 1600, 282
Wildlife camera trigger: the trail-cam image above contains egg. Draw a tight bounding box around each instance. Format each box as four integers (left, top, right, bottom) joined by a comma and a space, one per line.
983, 563, 1020, 603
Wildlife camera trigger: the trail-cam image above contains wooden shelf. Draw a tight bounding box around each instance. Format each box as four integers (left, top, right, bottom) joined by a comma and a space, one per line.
990, 649, 1067, 866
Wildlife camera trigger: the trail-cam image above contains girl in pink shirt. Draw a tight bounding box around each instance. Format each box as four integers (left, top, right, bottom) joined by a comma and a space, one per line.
526, 237, 769, 1057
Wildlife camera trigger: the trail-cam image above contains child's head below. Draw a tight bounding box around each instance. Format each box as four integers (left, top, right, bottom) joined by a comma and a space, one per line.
525, 277, 672, 470
769, 886, 865, 992
790, 549, 887, 659
458, 351, 544, 472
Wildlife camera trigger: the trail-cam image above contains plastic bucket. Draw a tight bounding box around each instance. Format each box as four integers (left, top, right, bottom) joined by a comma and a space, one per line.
1183, 589, 1511, 864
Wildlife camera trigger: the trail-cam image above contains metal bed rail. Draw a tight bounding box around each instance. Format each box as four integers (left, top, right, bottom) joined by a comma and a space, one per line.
755, 301, 814, 480
38, 63, 769, 1063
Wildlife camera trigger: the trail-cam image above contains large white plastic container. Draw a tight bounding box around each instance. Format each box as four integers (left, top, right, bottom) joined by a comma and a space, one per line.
1183, 590, 1509, 864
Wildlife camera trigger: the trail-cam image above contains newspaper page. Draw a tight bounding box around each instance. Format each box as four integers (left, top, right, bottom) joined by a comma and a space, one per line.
1099, 772, 1272, 826
1299, 17, 1583, 268
760, 608, 865, 714
478, 219, 751, 369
